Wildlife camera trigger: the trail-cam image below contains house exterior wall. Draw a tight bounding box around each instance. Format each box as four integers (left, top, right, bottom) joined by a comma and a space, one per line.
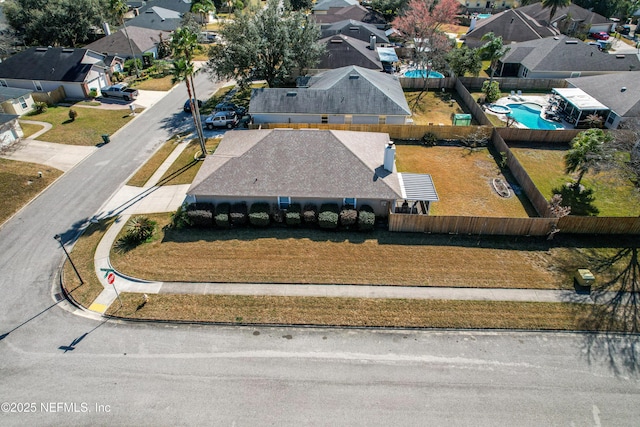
1, 78, 85, 98
191, 195, 395, 217
1, 94, 34, 115
0, 118, 21, 150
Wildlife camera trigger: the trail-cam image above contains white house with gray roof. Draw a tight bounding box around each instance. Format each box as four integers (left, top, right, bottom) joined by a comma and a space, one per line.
187, 129, 438, 216
496, 35, 640, 79
249, 66, 411, 125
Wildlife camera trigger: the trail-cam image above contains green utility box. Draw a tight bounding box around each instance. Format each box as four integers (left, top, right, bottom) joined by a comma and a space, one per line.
453, 114, 472, 126
101, 134, 110, 144
574, 269, 595, 289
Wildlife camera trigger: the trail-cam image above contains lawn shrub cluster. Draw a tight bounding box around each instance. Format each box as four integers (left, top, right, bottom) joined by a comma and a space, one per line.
115, 216, 156, 253
179, 201, 377, 231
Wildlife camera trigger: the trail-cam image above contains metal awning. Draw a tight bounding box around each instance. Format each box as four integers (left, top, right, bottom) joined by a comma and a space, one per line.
552, 88, 608, 110
398, 173, 439, 201
377, 47, 399, 63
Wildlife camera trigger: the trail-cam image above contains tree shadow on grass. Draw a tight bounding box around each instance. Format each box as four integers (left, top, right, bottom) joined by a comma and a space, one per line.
552, 185, 599, 216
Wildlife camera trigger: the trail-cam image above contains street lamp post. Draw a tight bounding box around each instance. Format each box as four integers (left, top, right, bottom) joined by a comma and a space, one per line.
54, 234, 83, 285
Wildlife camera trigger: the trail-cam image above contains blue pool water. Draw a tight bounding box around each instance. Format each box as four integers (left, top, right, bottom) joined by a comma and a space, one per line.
403, 70, 445, 78
477, 13, 492, 19
506, 103, 564, 130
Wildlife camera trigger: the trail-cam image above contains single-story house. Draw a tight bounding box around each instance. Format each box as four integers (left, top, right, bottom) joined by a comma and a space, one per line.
320, 19, 390, 45
0, 114, 23, 150
124, 6, 183, 32
562, 73, 640, 129
186, 129, 438, 216
517, 3, 613, 35
313, 0, 359, 13
496, 35, 640, 79
0, 47, 111, 99
0, 87, 35, 115
249, 65, 411, 125
84, 26, 172, 60
317, 34, 383, 70
311, 4, 386, 28
459, 0, 516, 13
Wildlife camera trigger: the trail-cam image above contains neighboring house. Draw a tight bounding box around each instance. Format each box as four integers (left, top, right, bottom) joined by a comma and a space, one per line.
313, 0, 359, 12
84, 26, 172, 60
124, 6, 183, 32
0, 47, 111, 99
463, 8, 560, 48
135, 0, 193, 15
187, 129, 438, 216
459, 0, 516, 13
317, 35, 383, 70
0, 114, 23, 150
103, 55, 126, 77
0, 87, 35, 115
563, 73, 640, 129
496, 35, 640, 79
462, 4, 612, 48
311, 4, 386, 27
320, 19, 390, 45
249, 65, 411, 125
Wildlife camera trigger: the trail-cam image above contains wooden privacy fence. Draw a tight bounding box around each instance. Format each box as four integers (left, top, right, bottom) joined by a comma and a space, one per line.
455, 79, 492, 126
32, 86, 66, 105
458, 77, 569, 91
388, 214, 557, 236
249, 123, 492, 141
398, 77, 455, 90
496, 127, 582, 143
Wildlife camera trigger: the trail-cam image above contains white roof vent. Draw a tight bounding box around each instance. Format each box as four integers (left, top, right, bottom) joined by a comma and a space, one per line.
621, 87, 627, 92
565, 40, 578, 44
286, 92, 297, 97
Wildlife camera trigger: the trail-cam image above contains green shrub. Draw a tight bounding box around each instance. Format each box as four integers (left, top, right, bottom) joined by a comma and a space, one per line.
285, 203, 302, 226
215, 202, 230, 228
230, 202, 248, 226
88, 88, 98, 98
339, 207, 358, 227
171, 203, 192, 229
68, 109, 78, 121
303, 203, 318, 225
271, 204, 284, 223
125, 215, 156, 242
318, 203, 339, 229
33, 101, 48, 114
481, 80, 501, 103
187, 209, 213, 227
358, 205, 376, 231
249, 202, 270, 227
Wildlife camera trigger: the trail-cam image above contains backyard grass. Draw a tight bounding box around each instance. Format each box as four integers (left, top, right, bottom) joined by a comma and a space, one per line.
0, 158, 63, 225
26, 104, 141, 146
127, 136, 185, 187
404, 90, 471, 125
106, 294, 601, 331
62, 218, 115, 308
157, 137, 221, 185
110, 213, 598, 289
511, 144, 640, 217
396, 145, 533, 217
18, 122, 45, 138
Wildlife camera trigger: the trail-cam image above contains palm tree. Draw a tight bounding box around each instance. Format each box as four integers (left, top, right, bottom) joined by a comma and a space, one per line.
171, 27, 207, 156
108, 0, 140, 78
192, 0, 215, 27
479, 32, 509, 84
565, 128, 612, 188
541, 0, 571, 22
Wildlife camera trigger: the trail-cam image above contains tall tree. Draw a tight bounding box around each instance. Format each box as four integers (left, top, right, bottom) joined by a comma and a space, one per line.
192, 0, 216, 26
565, 128, 613, 188
541, 0, 572, 21
5, 0, 105, 47
445, 45, 482, 77
207, 0, 323, 88
286, 0, 313, 11
108, 0, 140, 77
479, 32, 509, 84
171, 27, 207, 157
392, 0, 460, 88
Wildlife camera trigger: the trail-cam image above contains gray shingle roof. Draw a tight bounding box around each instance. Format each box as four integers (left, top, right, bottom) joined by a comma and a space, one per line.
85, 26, 171, 57
187, 129, 402, 200
0, 47, 104, 82
320, 19, 389, 44
0, 113, 19, 125
567, 73, 640, 117
312, 5, 385, 26
313, 0, 359, 11
317, 34, 382, 70
249, 65, 410, 116
500, 35, 640, 73
517, 3, 610, 26
464, 9, 560, 48
0, 87, 33, 103
125, 6, 183, 31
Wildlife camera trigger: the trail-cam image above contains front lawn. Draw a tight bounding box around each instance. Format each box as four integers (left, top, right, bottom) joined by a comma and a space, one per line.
511, 145, 640, 217
26, 104, 141, 146
157, 137, 221, 185
0, 158, 63, 225
396, 145, 533, 217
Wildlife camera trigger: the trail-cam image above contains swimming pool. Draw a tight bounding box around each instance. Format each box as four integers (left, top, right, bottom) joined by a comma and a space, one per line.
477, 13, 492, 19
403, 70, 445, 78
487, 104, 511, 114
506, 103, 564, 130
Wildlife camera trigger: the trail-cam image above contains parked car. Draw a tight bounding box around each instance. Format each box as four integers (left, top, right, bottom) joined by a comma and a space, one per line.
617, 25, 631, 35
214, 102, 246, 117
591, 31, 610, 41
101, 83, 138, 101
204, 111, 239, 129
183, 99, 203, 113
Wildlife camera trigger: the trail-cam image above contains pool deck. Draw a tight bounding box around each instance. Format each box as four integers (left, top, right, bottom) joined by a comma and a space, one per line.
486, 95, 572, 130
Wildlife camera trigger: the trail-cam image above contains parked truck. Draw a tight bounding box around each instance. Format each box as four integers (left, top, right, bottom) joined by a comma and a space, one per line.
101, 83, 138, 101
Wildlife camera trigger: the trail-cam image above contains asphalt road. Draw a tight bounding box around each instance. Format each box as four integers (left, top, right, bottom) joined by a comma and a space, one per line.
1, 74, 639, 426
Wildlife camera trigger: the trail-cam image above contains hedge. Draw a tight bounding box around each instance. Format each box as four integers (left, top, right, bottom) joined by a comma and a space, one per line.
230, 202, 248, 226
318, 203, 339, 229
339, 207, 357, 227
186, 202, 214, 227
285, 203, 302, 226
303, 203, 318, 225
215, 202, 230, 228
249, 202, 270, 227
358, 205, 375, 231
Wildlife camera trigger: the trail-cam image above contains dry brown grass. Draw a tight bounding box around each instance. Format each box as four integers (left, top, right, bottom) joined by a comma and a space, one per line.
405, 91, 470, 125
106, 294, 597, 330
396, 145, 532, 217
110, 213, 590, 289
157, 137, 221, 185
62, 219, 115, 307
0, 159, 63, 225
